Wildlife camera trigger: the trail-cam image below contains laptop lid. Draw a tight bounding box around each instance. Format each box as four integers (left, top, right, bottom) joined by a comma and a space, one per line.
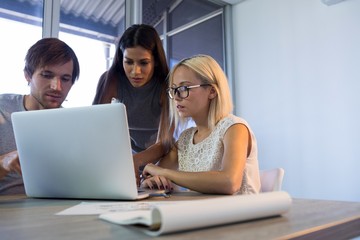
12, 103, 145, 200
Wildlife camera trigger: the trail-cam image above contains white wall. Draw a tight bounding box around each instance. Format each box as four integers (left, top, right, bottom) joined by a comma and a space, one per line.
232, 0, 360, 201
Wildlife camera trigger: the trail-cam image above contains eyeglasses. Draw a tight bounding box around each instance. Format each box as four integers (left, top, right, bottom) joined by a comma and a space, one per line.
167, 84, 211, 99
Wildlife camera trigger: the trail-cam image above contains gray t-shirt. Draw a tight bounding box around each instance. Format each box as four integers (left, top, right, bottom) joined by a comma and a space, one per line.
117, 78, 162, 153
0, 94, 25, 194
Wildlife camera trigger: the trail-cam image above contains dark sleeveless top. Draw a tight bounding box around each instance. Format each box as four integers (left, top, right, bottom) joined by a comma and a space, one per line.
117, 77, 162, 153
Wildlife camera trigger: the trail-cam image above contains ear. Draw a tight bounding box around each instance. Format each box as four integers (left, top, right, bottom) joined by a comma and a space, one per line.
208, 86, 217, 100
24, 71, 31, 85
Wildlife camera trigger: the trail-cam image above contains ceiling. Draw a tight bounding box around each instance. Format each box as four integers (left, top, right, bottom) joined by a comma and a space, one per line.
0, 0, 228, 42
59, 0, 125, 27
0, 0, 126, 42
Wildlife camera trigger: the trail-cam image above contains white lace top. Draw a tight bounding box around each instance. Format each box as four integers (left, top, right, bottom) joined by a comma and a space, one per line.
177, 114, 260, 194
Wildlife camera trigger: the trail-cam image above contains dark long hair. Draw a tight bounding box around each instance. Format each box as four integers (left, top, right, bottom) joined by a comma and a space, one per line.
93, 24, 173, 152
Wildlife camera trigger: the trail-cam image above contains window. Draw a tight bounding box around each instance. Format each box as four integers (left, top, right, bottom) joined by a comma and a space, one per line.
0, 0, 126, 107
142, 0, 225, 68
0, 0, 227, 107
58, 0, 126, 107
168, 14, 224, 68
0, 0, 43, 95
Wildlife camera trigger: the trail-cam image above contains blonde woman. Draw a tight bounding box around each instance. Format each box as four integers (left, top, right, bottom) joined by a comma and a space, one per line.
141, 55, 260, 195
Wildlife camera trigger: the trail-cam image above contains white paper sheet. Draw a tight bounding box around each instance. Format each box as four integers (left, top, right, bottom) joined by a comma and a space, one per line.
56, 201, 179, 215
99, 191, 292, 236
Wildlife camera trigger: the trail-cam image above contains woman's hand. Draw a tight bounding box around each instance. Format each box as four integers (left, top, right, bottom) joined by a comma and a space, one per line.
140, 175, 173, 191
141, 164, 173, 191
142, 163, 163, 178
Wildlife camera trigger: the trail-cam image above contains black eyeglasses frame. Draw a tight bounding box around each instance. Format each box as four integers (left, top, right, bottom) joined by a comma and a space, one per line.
166, 84, 211, 99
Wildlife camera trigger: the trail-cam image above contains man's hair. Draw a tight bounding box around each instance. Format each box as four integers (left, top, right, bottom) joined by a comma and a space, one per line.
24, 38, 80, 84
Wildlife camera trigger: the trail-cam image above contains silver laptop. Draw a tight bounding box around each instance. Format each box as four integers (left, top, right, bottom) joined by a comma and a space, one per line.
12, 103, 164, 200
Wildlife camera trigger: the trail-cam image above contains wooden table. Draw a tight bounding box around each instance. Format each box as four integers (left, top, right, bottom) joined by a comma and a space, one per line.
0, 192, 359, 240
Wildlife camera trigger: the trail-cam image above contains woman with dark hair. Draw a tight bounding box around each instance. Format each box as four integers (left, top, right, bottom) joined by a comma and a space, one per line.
93, 24, 173, 182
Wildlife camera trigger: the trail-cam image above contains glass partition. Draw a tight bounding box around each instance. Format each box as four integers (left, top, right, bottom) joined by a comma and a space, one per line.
0, 0, 43, 95
59, 0, 126, 107
142, 0, 224, 69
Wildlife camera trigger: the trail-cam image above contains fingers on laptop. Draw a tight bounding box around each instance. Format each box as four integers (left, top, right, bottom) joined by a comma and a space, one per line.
141, 175, 172, 191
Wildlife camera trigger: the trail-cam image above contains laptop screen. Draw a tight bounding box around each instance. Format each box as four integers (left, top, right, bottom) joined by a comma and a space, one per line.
12, 103, 140, 200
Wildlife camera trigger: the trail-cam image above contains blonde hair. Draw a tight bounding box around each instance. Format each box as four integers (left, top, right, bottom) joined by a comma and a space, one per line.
168, 54, 233, 132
